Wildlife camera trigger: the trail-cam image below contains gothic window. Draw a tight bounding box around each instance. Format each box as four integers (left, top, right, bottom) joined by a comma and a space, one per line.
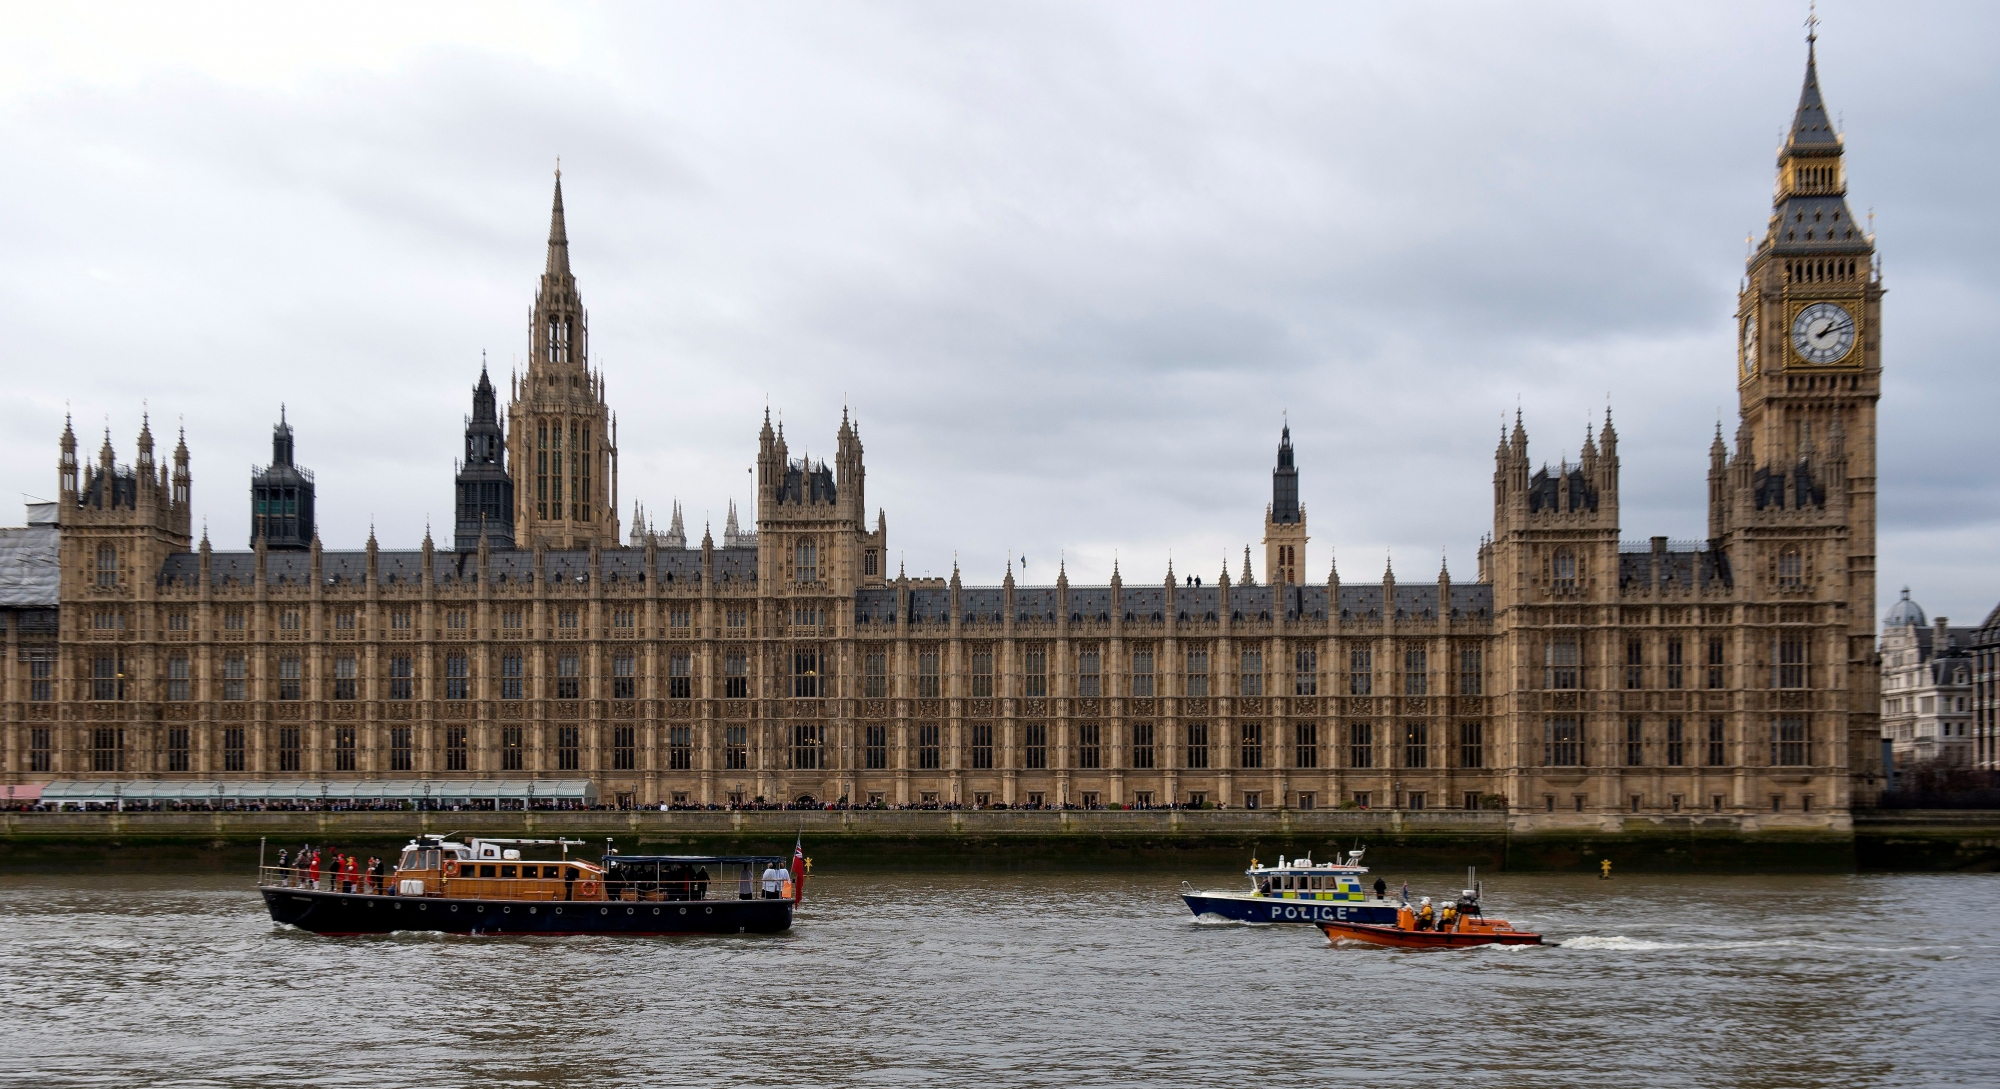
501, 654, 524, 700
273, 727, 299, 773
918, 723, 941, 769
391, 609, 412, 630
556, 653, 581, 700
334, 726, 356, 772
972, 723, 995, 769
1025, 645, 1049, 698
167, 611, 190, 632
1552, 549, 1578, 591
613, 725, 637, 771
1184, 646, 1208, 698
279, 610, 301, 632
447, 610, 468, 630
557, 726, 580, 771
1348, 648, 1372, 695
668, 726, 693, 771
221, 727, 245, 773
1772, 717, 1809, 766
1458, 722, 1483, 768
390, 727, 413, 772
334, 610, 356, 631
166, 656, 190, 702
863, 648, 888, 699
92, 655, 125, 700
1293, 722, 1317, 769
166, 727, 190, 773
1625, 717, 1644, 766
536, 423, 549, 519
670, 606, 691, 629
725, 650, 750, 699
502, 609, 523, 631
333, 655, 357, 701
612, 609, 634, 630
1130, 722, 1155, 769
792, 646, 821, 698
795, 540, 818, 583
389, 655, 414, 700
727, 725, 749, 770
1130, 647, 1155, 698
612, 654, 636, 700
1024, 722, 1048, 769
1403, 647, 1427, 695
727, 607, 748, 629
971, 647, 995, 698
864, 549, 879, 577
1078, 723, 1101, 769
1240, 723, 1263, 769
1544, 717, 1582, 767
1348, 722, 1372, 769
1775, 636, 1809, 689
864, 724, 887, 770
222, 655, 246, 701
1078, 647, 1101, 698
224, 610, 245, 631
1707, 636, 1727, 689
1625, 638, 1644, 690
1184, 722, 1209, 769
446, 654, 470, 700
502, 727, 523, 771
668, 651, 692, 699
1545, 639, 1580, 689
1778, 548, 1804, 591
1293, 647, 1316, 696
1238, 649, 1262, 697
792, 723, 822, 770
1458, 647, 1483, 695
95, 545, 117, 588
558, 610, 578, 630
1404, 722, 1428, 768
917, 645, 941, 698
28, 654, 53, 702
1665, 717, 1686, 767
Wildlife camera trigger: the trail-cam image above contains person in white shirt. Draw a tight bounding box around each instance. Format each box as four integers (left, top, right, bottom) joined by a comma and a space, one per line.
761, 863, 783, 898
775, 864, 792, 899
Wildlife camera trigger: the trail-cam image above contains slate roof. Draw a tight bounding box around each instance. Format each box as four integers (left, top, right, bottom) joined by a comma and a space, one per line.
851, 581, 1496, 625
155, 546, 760, 588
1617, 549, 1734, 593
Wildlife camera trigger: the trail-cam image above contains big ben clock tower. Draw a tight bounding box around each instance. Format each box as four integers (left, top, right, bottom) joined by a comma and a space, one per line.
1725, 27, 1885, 806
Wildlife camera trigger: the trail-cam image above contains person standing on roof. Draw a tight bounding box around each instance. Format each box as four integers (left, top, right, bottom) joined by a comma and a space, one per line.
1373, 877, 1387, 900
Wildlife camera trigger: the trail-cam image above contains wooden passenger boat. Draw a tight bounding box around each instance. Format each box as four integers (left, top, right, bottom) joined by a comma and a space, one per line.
1316, 878, 1543, 949
259, 835, 805, 936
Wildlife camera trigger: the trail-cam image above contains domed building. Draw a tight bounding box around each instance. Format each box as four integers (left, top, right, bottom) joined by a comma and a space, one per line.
1880, 588, 1975, 769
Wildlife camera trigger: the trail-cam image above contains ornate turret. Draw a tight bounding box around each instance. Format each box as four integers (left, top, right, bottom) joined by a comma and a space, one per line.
455, 364, 515, 551
250, 407, 314, 551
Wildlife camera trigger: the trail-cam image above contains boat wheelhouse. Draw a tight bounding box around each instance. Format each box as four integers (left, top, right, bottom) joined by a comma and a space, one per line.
1180, 849, 1399, 926
259, 835, 802, 936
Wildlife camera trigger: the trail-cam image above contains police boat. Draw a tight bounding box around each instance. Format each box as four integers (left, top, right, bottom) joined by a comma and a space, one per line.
1180, 849, 1399, 926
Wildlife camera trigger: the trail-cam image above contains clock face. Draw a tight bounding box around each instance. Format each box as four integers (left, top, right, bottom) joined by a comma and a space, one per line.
1791, 301, 1856, 364
1741, 314, 1758, 377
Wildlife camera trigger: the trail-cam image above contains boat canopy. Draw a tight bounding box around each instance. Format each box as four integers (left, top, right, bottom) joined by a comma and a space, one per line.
34, 779, 598, 805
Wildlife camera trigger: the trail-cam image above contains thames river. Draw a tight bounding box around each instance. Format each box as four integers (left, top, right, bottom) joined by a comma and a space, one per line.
1, 865, 1995, 1087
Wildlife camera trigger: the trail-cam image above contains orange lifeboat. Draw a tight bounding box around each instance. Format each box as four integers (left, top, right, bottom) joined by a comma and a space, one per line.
1317, 885, 1545, 949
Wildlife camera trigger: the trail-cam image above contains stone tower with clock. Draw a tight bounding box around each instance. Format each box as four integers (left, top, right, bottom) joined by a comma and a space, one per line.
1718, 33, 1884, 803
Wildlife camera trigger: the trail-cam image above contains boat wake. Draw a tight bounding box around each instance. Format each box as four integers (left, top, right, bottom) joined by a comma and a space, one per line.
1555, 934, 1942, 954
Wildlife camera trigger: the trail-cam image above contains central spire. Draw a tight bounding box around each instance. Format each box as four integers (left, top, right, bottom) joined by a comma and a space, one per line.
545, 169, 571, 279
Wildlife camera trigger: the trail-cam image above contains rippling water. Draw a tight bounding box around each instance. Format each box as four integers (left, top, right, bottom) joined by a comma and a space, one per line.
1, 865, 1996, 1087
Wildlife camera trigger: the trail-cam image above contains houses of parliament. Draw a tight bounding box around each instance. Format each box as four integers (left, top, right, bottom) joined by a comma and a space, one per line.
0, 44, 1884, 827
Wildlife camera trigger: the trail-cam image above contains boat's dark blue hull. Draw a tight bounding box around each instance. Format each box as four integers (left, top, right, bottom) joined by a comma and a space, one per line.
262, 887, 794, 936
1183, 892, 1398, 926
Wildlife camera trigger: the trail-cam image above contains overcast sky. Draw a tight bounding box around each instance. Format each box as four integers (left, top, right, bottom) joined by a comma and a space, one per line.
3, 2, 1994, 626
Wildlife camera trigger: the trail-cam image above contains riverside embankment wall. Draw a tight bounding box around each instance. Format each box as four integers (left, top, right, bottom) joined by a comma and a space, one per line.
5, 809, 1990, 871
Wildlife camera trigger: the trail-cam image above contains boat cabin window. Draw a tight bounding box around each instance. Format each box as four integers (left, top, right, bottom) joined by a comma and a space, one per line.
399, 848, 420, 869
500, 865, 517, 878
566, 867, 580, 881
423, 849, 442, 870
1309, 876, 1322, 890
479, 865, 497, 878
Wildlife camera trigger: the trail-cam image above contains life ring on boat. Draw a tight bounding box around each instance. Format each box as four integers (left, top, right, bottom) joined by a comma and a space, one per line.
442, 859, 460, 878
578, 879, 601, 899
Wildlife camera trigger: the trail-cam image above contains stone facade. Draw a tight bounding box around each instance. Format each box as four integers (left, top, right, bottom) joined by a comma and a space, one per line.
0, 45, 1885, 828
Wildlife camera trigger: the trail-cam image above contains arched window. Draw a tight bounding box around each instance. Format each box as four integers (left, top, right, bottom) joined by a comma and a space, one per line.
1552, 549, 1577, 591
95, 545, 117, 588
1778, 548, 1803, 591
